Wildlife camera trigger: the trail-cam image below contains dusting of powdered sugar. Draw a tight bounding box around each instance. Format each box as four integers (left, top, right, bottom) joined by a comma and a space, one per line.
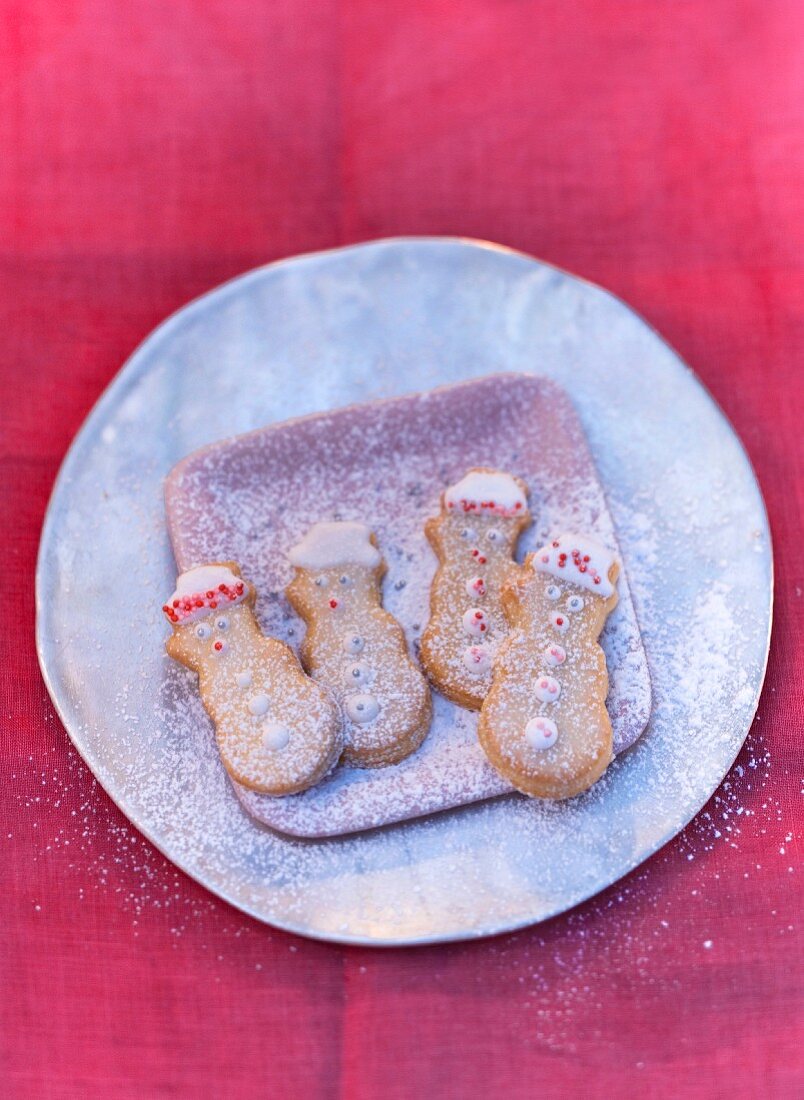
164, 375, 652, 836
36, 239, 772, 944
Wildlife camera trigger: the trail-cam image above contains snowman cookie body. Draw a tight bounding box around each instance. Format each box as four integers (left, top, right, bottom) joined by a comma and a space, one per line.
420, 469, 530, 709
164, 563, 342, 795
286, 522, 432, 768
478, 534, 619, 799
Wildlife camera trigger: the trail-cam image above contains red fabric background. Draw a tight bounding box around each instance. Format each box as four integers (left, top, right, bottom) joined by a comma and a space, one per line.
2, 2, 802, 1096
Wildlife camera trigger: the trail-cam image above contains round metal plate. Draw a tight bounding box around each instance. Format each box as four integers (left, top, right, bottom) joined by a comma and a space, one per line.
36, 238, 772, 946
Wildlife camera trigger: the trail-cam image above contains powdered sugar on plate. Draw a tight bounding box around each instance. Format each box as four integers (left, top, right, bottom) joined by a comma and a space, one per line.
37, 238, 771, 943
165, 374, 651, 836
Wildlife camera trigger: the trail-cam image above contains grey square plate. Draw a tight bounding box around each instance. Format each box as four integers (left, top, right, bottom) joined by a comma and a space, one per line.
36, 238, 772, 945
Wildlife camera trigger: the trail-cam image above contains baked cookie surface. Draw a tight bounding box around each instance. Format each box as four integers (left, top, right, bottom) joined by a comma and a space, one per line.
478, 535, 619, 799
164, 562, 342, 795
420, 468, 530, 709
287, 522, 432, 767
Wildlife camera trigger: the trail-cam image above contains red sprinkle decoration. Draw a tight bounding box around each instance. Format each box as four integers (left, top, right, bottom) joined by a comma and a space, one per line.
213, 641, 223, 651
448, 496, 525, 517
538, 539, 606, 589
329, 598, 338, 609
162, 579, 248, 624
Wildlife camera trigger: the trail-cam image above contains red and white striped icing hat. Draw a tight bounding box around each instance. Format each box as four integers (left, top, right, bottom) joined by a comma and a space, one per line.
533, 534, 618, 597
162, 564, 248, 625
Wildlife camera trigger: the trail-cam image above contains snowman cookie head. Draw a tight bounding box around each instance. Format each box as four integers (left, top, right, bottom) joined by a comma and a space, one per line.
163, 562, 255, 671
286, 522, 384, 616
506, 534, 620, 630
432, 468, 530, 559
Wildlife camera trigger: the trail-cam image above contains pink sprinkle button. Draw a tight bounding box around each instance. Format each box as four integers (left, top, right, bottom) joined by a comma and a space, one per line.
524, 716, 559, 750
534, 675, 561, 703
543, 644, 566, 667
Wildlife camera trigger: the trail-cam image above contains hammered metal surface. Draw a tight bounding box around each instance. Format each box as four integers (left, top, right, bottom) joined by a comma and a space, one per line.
36, 238, 771, 945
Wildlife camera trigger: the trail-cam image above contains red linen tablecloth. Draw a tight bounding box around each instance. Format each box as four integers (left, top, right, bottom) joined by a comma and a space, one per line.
3, 2, 802, 1096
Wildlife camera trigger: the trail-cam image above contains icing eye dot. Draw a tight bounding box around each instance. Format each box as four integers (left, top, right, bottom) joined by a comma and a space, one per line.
486, 528, 502, 543
460, 527, 476, 541
546, 585, 561, 601
216, 616, 229, 631
566, 595, 584, 612
195, 623, 212, 640
339, 575, 350, 586
314, 577, 325, 587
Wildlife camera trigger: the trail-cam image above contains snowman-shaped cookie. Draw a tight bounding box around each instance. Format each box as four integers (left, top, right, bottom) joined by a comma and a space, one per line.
478, 534, 619, 799
163, 562, 342, 795
419, 468, 530, 709
286, 522, 432, 767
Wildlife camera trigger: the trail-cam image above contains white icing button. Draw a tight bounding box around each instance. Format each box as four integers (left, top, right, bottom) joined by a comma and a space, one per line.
342, 632, 365, 655
247, 693, 270, 716
235, 670, 253, 689
546, 584, 561, 601
534, 675, 561, 703
462, 607, 488, 636
566, 595, 584, 612
346, 693, 380, 724
348, 661, 372, 684
465, 575, 487, 598
550, 612, 569, 634
462, 645, 491, 673
543, 644, 566, 667
262, 722, 290, 750
525, 716, 559, 750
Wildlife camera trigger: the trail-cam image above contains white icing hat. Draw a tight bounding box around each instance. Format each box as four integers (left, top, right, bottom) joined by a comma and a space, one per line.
444, 469, 527, 518
533, 534, 618, 597
289, 522, 382, 570
163, 564, 248, 624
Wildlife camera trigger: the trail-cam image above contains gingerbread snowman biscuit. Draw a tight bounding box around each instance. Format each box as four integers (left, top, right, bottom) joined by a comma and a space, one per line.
163, 563, 342, 795
286, 522, 432, 768
478, 534, 620, 799
420, 468, 530, 709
